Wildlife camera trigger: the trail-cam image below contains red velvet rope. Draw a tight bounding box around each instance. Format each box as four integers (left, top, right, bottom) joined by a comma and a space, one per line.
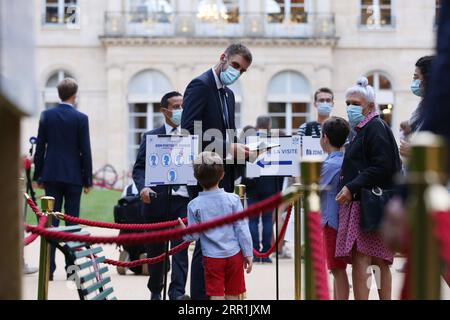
60, 214, 188, 231
24, 215, 48, 246
103, 241, 192, 267
307, 211, 330, 300
253, 205, 292, 258
24, 193, 283, 246
26, 197, 44, 217
25, 196, 187, 230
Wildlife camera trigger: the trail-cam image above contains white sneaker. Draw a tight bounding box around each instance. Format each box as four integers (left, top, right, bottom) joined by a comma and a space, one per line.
23, 263, 38, 275
279, 246, 292, 259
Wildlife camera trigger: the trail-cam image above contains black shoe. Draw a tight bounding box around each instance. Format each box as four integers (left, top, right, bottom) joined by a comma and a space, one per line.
151, 292, 162, 300
172, 294, 190, 300
49, 274, 54, 281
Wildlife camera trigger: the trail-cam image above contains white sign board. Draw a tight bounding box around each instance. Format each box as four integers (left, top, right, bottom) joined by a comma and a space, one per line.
246, 136, 301, 178
302, 136, 326, 159
145, 135, 199, 187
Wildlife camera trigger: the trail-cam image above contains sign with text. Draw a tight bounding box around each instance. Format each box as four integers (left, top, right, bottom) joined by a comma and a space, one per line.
245, 136, 301, 178
302, 136, 326, 159
145, 135, 199, 187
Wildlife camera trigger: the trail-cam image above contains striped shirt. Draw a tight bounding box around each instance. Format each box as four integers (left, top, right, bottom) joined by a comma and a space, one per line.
297, 121, 322, 138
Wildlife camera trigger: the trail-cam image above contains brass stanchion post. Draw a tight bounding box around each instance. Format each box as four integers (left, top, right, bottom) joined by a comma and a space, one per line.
293, 183, 303, 300
234, 184, 247, 300
408, 132, 448, 300
301, 159, 322, 300
37, 196, 55, 300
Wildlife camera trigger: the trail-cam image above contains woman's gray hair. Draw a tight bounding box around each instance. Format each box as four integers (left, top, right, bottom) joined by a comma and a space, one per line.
345, 77, 376, 103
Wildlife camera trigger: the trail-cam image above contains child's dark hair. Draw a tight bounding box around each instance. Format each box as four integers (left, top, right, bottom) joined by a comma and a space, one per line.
322, 117, 350, 148
193, 152, 224, 189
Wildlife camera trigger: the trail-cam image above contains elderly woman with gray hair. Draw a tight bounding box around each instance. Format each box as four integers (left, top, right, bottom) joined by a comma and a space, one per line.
335, 77, 402, 300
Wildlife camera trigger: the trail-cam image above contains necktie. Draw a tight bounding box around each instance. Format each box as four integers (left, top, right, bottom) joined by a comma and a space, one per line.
168, 126, 180, 192
218, 88, 230, 129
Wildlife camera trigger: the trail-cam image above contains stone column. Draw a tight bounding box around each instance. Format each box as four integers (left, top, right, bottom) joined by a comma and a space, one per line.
106, 65, 127, 173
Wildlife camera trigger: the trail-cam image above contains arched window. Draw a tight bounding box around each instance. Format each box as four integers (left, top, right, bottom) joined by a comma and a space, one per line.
44, 70, 75, 109
127, 70, 173, 168
267, 71, 311, 134
367, 71, 395, 126
228, 80, 242, 128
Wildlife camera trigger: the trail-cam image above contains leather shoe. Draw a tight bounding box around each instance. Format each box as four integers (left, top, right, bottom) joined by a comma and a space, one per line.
172, 294, 190, 300
151, 292, 162, 300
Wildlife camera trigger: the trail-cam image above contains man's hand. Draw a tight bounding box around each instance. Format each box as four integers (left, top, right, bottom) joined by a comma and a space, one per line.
336, 186, 352, 205
83, 187, 92, 194
231, 143, 250, 161
399, 139, 411, 159
177, 218, 187, 229
244, 256, 253, 274
140, 187, 156, 204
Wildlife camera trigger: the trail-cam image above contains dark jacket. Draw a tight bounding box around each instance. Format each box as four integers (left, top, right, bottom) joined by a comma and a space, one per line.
242, 176, 284, 200
339, 116, 402, 200
181, 69, 237, 193
422, 0, 450, 171
33, 104, 93, 187
132, 125, 172, 221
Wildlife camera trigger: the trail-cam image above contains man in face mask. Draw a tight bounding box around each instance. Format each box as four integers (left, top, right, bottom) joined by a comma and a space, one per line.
133, 91, 191, 301
181, 44, 253, 300
298, 87, 334, 138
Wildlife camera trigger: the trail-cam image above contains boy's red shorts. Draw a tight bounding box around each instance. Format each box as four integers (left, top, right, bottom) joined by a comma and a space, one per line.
203, 252, 246, 297
323, 225, 347, 270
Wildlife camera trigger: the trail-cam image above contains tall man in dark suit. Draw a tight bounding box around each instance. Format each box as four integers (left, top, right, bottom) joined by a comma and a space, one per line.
33, 78, 93, 280
133, 91, 190, 300
181, 43, 253, 299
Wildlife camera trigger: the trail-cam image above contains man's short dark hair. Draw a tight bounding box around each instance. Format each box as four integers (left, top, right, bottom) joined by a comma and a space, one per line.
256, 115, 272, 130
314, 87, 334, 102
225, 43, 253, 64
161, 91, 182, 108
193, 152, 224, 189
57, 78, 78, 101
322, 117, 350, 149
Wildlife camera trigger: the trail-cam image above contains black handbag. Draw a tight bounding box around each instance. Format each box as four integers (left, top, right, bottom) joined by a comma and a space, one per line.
360, 187, 396, 232
359, 119, 402, 232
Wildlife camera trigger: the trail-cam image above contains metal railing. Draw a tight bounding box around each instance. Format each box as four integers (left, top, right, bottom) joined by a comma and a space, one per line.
103, 11, 336, 39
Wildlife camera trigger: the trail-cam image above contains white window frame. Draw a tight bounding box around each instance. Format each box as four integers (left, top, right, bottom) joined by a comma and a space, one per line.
358, 0, 396, 30
42, 0, 80, 27
367, 71, 395, 126
268, 102, 311, 135
125, 0, 175, 36
265, 0, 312, 37
195, 0, 244, 37
44, 70, 75, 109
128, 101, 164, 168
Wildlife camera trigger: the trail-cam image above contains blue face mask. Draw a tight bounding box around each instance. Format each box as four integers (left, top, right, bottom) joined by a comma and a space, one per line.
171, 109, 183, 126
347, 105, 365, 128
317, 102, 333, 116
220, 63, 241, 86
411, 79, 423, 97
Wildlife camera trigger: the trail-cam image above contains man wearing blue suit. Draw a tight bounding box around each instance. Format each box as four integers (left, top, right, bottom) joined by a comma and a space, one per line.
181, 43, 253, 299
33, 78, 93, 280
133, 91, 190, 300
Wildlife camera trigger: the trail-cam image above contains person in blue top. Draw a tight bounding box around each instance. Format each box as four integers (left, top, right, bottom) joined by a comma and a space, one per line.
179, 151, 253, 300
319, 117, 350, 300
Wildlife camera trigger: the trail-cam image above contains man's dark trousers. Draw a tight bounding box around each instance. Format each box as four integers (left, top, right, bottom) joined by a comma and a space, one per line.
145, 195, 189, 299
45, 182, 82, 276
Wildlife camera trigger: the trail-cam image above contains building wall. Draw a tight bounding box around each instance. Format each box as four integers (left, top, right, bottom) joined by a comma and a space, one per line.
22, 0, 437, 177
